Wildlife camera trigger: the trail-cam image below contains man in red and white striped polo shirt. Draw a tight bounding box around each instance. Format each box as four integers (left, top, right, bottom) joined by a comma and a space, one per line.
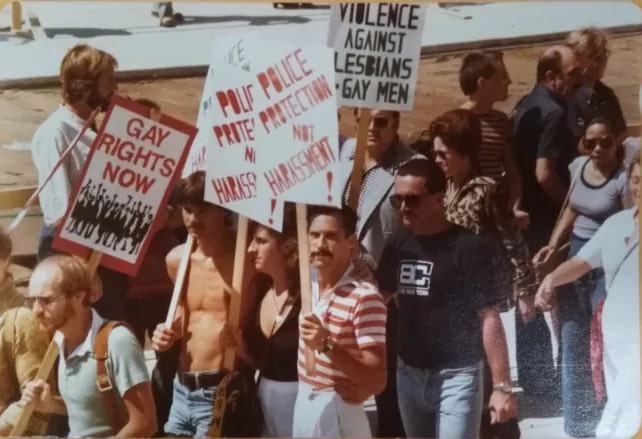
293, 206, 387, 438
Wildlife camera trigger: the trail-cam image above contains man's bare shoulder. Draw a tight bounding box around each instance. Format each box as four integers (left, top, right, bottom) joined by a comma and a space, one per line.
166, 242, 187, 269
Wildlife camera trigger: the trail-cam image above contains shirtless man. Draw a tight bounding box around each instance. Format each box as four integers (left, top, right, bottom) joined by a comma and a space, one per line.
151, 170, 250, 437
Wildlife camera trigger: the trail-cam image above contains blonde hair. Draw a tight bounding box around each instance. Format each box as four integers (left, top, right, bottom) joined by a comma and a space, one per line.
566, 27, 610, 62
60, 44, 118, 104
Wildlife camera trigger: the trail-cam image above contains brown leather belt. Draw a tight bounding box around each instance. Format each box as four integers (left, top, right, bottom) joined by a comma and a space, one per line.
178, 371, 226, 391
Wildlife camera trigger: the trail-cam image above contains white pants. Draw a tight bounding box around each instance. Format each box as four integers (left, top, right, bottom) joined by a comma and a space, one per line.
292, 382, 371, 438
595, 340, 641, 438
258, 378, 298, 437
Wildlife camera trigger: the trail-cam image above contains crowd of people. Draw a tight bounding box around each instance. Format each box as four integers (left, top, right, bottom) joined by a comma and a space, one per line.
0, 24, 639, 439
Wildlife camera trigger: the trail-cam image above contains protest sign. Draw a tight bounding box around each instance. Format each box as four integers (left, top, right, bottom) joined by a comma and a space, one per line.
183, 34, 256, 177
252, 39, 341, 208
203, 37, 285, 231
328, 3, 428, 112
52, 95, 196, 276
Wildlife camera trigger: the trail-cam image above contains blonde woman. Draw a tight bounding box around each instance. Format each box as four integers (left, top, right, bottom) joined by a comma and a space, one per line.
566, 27, 627, 142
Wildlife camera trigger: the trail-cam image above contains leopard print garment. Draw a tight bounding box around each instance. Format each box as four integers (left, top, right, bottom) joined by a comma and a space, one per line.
445, 176, 537, 308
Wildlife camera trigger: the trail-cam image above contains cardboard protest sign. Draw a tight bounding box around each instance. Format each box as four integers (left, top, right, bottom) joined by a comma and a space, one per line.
252, 40, 341, 208
53, 95, 197, 276
328, 3, 428, 112
203, 35, 285, 231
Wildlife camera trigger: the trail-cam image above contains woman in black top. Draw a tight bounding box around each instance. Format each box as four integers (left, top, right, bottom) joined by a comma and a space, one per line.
242, 205, 300, 437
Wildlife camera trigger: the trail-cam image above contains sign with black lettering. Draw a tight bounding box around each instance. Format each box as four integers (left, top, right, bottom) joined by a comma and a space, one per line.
328, 3, 428, 111
53, 95, 196, 276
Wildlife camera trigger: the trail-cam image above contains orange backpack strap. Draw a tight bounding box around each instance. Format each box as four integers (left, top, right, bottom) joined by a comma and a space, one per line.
94, 320, 131, 433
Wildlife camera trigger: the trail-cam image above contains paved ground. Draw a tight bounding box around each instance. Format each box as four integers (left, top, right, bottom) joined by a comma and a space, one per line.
1, 3, 641, 437
1, 1, 640, 85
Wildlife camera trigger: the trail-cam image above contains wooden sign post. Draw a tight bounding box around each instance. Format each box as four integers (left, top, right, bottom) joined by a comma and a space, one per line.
296, 203, 316, 375
10, 251, 103, 436
347, 108, 372, 212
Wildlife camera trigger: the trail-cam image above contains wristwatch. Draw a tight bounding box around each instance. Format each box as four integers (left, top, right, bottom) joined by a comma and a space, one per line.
493, 383, 514, 395
320, 336, 335, 353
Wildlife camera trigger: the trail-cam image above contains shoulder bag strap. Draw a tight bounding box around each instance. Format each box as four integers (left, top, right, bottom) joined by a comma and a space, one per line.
548, 158, 586, 246
94, 320, 128, 434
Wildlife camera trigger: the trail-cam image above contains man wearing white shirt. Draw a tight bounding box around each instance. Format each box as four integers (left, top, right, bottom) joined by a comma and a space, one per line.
30, 44, 127, 321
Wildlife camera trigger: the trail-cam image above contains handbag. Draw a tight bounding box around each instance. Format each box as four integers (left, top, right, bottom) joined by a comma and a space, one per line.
533, 159, 586, 281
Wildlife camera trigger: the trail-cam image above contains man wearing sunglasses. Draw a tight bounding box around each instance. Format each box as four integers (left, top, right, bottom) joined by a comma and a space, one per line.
376, 158, 516, 439
339, 109, 425, 438
510, 44, 583, 399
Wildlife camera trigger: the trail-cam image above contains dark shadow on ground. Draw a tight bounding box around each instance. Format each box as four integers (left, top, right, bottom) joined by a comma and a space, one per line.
179, 14, 311, 26
44, 27, 132, 38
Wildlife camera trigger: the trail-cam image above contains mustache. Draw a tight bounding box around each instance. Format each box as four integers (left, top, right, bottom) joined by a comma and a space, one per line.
311, 249, 332, 258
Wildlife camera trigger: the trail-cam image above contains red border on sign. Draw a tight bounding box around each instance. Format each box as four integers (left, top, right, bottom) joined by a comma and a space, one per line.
51, 94, 197, 277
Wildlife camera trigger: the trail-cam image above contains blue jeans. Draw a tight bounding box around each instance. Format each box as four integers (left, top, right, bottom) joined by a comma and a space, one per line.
396, 358, 484, 439
558, 234, 607, 437
165, 377, 218, 438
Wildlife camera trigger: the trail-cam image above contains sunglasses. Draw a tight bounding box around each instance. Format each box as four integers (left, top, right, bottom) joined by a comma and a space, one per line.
357, 116, 391, 129
389, 193, 425, 209
584, 136, 614, 150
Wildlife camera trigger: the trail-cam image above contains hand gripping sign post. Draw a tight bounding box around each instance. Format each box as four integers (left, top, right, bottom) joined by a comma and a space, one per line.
10, 97, 196, 434
10, 96, 197, 436
328, 2, 428, 209
166, 33, 271, 372
251, 38, 341, 375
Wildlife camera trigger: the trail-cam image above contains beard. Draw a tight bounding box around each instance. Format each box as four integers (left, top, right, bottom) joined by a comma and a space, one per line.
37, 302, 77, 333
87, 89, 113, 112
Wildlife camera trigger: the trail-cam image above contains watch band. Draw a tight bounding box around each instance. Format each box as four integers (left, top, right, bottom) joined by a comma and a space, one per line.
493, 383, 513, 394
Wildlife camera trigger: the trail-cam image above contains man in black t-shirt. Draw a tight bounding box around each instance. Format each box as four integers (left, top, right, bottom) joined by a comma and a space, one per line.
376, 159, 516, 439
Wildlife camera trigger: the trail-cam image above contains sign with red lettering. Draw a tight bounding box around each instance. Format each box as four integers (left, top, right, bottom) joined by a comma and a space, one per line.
328, 3, 428, 112
184, 34, 256, 178
252, 41, 341, 207
203, 36, 285, 231
53, 95, 197, 276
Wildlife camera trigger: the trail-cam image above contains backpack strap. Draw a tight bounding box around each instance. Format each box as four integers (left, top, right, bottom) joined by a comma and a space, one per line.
94, 320, 130, 434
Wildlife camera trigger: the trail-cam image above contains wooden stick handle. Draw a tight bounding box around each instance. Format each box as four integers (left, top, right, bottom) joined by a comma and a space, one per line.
296, 204, 315, 376
347, 108, 371, 212
165, 235, 195, 327
11, 251, 102, 436
223, 216, 249, 371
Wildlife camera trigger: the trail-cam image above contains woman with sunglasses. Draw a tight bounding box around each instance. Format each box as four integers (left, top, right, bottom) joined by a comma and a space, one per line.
242, 204, 301, 438
426, 108, 536, 437
533, 117, 627, 437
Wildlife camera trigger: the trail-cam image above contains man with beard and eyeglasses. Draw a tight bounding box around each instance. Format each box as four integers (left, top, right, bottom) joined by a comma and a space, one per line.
19, 255, 157, 438
29, 44, 130, 323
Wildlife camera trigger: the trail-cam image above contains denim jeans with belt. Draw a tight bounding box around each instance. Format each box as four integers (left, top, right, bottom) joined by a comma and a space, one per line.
558, 233, 607, 437
165, 377, 218, 438
396, 358, 484, 439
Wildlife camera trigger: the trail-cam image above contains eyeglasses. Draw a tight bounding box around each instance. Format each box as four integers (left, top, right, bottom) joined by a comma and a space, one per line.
25, 294, 66, 307
357, 116, 391, 129
389, 193, 425, 209
585, 136, 614, 150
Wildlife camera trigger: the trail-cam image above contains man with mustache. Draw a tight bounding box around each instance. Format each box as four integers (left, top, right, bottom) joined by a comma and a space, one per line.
377, 158, 516, 439
151, 171, 258, 438
19, 255, 157, 438
29, 44, 129, 323
294, 205, 387, 438
339, 109, 425, 438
